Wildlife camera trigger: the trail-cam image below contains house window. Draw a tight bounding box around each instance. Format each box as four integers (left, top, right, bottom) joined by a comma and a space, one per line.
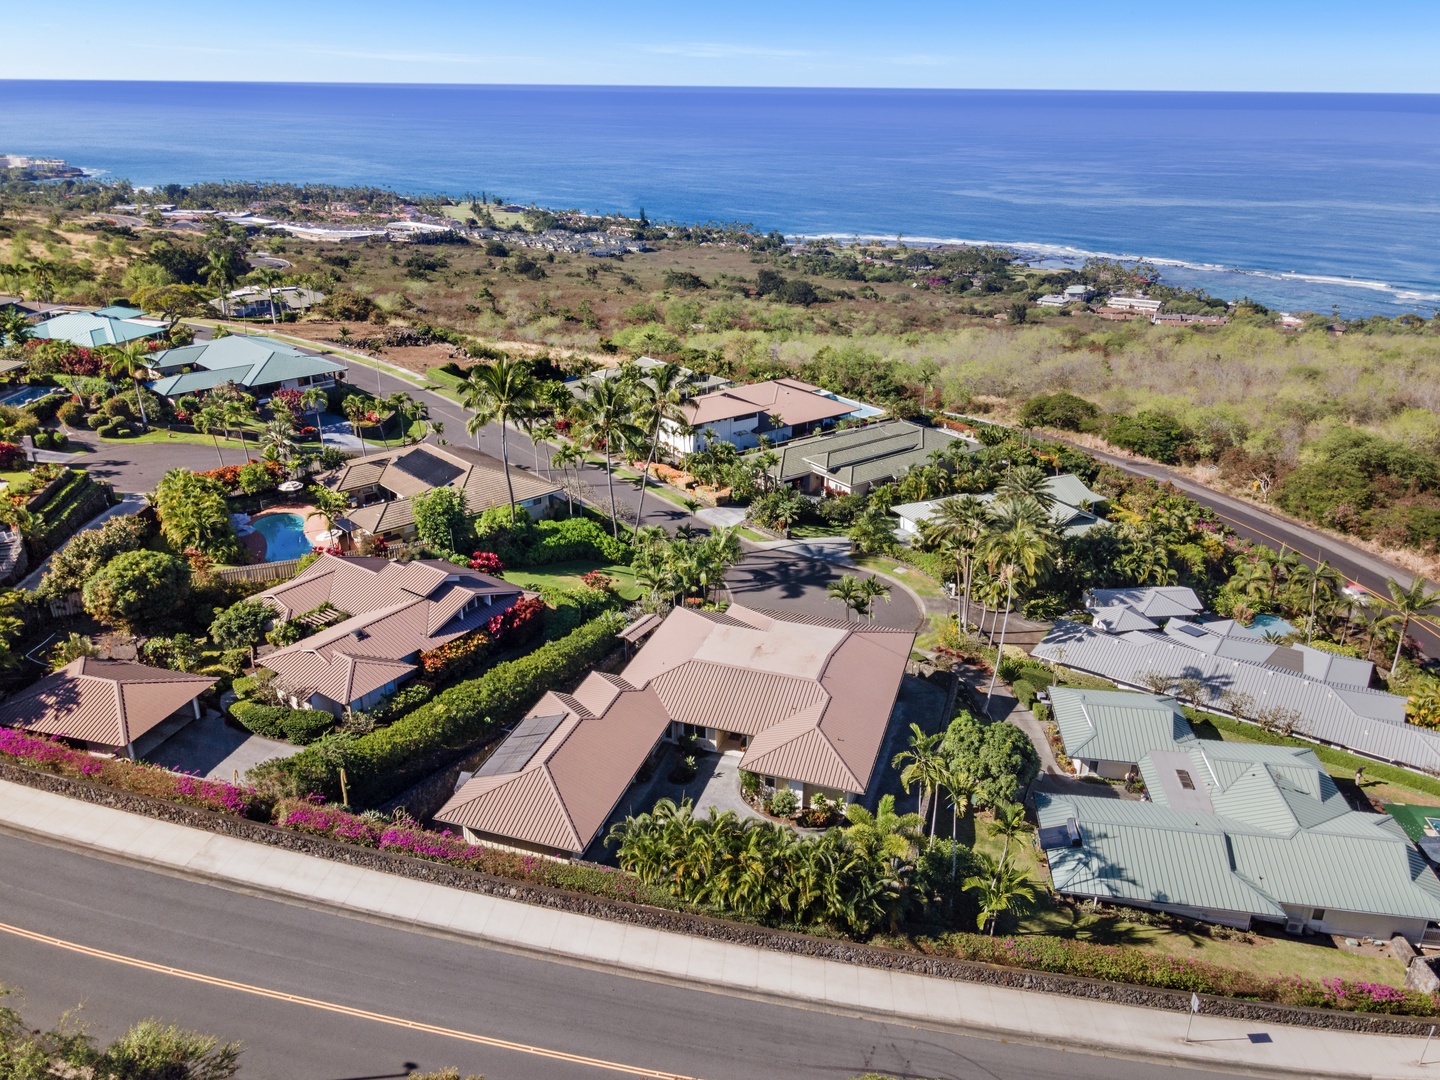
1312, 909, 1326, 922
680, 723, 707, 739
1176, 769, 1195, 790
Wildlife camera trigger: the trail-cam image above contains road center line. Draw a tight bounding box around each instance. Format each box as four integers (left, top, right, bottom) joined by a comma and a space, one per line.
0, 920, 701, 1080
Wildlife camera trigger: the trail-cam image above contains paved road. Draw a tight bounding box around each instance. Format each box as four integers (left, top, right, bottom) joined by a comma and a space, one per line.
725, 545, 925, 630
1073, 441, 1440, 661
0, 831, 1233, 1080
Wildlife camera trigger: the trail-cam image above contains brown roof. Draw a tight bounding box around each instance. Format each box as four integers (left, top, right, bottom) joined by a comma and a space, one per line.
0, 658, 215, 750
435, 605, 915, 854
326, 444, 560, 537
679, 378, 855, 428
257, 555, 524, 706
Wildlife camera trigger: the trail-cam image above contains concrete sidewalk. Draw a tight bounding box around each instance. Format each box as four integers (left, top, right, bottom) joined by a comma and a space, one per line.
0, 778, 1433, 1078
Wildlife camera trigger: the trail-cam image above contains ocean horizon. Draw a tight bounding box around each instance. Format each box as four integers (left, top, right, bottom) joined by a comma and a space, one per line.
3, 80, 1440, 317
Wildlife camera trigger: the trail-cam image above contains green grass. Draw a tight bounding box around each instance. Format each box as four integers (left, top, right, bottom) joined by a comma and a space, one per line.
0, 470, 32, 486
735, 526, 768, 542
787, 522, 846, 540
850, 553, 947, 599
915, 612, 949, 653
509, 560, 642, 602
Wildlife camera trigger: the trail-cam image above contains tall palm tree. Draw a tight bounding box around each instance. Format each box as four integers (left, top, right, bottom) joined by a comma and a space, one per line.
462, 358, 537, 523
826, 574, 866, 621
194, 403, 228, 468
205, 249, 237, 319
299, 386, 328, 443
631, 362, 694, 527
990, 802, 1033, 865
982, 519, 1054, 712
382, 391, 413, 449
995, 464, 1055, 510
963, 853, 1037, 935
1383, 577, 1440, 674
921, 494, 990, 632
891, 723, 945, 845
222, 396, 257, 461
1286, 559, 1343, 643
306, 485, 352, 538
572, 377, 642, 539
550, 441, 586, 516
942, 760, 974, 906
250, 267, 284, 324
342, 396, 370, 443
104, 340, 155, 429
858, 575, 891, 621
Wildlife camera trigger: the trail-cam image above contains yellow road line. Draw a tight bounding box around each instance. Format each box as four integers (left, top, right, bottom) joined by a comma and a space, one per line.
1206, 507, 1440, 640
0, 920, 701, 1080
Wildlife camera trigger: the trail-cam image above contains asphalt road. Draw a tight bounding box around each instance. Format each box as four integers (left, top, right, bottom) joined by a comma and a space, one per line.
0, 831, 1234, 1080
725, 547, 926, 631
1069, 442, 1440, 661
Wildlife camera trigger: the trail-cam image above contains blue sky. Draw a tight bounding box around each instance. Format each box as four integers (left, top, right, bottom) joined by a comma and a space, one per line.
10, 1, 1440, 91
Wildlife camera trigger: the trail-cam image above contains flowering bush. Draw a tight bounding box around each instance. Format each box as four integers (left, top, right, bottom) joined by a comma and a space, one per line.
271, 388, 305, 423
0, 729, 257, 818
0, 442, 23, 470
468, 550, 504, 575
580, 570, 613, 592
311, 543, 343, 557
198, 460, 284, 489
487, 596, 545, 643
273, 797, 676, 907
418, 630, 490, 677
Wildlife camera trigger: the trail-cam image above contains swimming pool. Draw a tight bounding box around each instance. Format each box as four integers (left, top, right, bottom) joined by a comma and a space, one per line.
1243, 613, 1297, 638
253, 513, 313, 561
0, 386, 58, 408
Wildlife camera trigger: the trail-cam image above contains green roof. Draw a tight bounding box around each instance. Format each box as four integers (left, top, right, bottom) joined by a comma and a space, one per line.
1050, 686, 1193, 765
769, 420, 964, 489
32, 311, 162, 348
147, 335, 344, 397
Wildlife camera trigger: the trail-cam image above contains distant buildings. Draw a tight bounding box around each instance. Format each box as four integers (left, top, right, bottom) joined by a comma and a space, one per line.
1104, 295, 1164, 314
434, 604, 915, 859
1037, 284, 1095, 307
146, 335, 345, 399
210, 286, 326, 320
766, 419, 964, 498
31, 308, 164, 348
1037, 688, 1440, 943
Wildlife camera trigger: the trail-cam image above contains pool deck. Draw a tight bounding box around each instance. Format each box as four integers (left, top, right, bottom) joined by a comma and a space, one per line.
244, 504, 326, 562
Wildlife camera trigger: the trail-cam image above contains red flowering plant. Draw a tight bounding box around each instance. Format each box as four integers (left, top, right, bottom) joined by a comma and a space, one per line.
271, 388, 305, 423
311, 543, 343, 556
418, 630, 491, 678
468, 550, 504, 575
487, 596, 544, 644
0, 443, 23, 470
580, 570, 613, 592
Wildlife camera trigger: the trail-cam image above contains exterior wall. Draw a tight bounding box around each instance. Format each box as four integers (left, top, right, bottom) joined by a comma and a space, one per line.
671, 721, 719, 752
801, 783, 853, 807
661, 414, 791, 454
1073, 757, 1134, 781
460, 826, 572, 861
1280, 904, 1430, 944
1065, 892, 1255, 930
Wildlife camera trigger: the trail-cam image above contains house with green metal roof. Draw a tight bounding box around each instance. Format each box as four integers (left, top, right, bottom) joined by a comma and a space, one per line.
765, 419, 966, 497
31, 309, 163, 348
1050, 686, 1194, 779
146, 335, 345, 399
1037, 709, 1440, 942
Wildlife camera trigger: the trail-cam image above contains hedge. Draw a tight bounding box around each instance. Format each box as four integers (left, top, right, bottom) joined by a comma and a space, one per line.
253, 613, 625, 805
473, 511, 633, 568
539, 583, 621, 640
1186, 708, 1440, 800
229, 701, 336, 745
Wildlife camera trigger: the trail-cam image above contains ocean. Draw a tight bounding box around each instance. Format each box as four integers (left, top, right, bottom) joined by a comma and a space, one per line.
3, 81, 1440, 317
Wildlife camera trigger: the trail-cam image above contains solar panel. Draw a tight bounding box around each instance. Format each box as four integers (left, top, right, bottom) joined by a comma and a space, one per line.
476, 713, 567, 776
391, 448, 464, 489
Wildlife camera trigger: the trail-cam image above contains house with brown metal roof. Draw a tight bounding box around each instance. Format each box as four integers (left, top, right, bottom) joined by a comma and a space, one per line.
0, 658, 216, 759
434, 604, 915, 859
255, 554, 525, 715
660, 378, 871, 455
322, 444, 562, 545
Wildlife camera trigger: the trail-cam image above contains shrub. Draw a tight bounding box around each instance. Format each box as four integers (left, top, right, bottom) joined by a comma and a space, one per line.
1105, 411, 1188, 463
37, 512, 152, 600
539, 584, 619, 639
230, 700, 334, 744
767, 789, 799, 818
56, 399, 86, 428
371, 681, 436, 724
231, 669, 277, 700
82, 549, 190, 630
252, 613, 624, 804
468, 550, 504, 575
487, 595, 544, 644
209, 600, 273, 652
266, 618, 303, 646
418, 630, 491, 679
1012, 678, 1037, 708
1021, 391, 1100, 432
238, 461, 278, 495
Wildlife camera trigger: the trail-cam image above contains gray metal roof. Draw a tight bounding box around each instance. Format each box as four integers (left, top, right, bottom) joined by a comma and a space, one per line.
1033, 620, 1436, 771
1050, 686, 1194, 765
1086, 586, 1203, 619
770, 420, 964, 489
892, 481, 1108, 538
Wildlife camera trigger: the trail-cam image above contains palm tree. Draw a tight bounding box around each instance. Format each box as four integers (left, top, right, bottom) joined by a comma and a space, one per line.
631, 362, 693, 528
858, 574, 891, 621
1286, 559, 1343, 643
963, 853, 1037, 935
205, 249, 237, 318
306, 485, 351, 538
982, 519, 1054, 712
841, 794, 923, 865
995, 464, 1055, 510
342, 396, 370, 443
104, 340, 155, 429
920, 494, 990, 633
826, 574, 866, 621
941, 760, 974, 905
261, 415, 297, 469
462, 358, 537, 523
223, 396, 257, 461
571, 377, 642, 539
194, 403, 229, 468
1383, 577, 1440, 674
382, 391, 413, 449
299, 386, 328, 443
250, 267, 284, 324
551, 441, 586, 516
891, 723, 945, 845
989, 802, 1033, 865
0, 309, 33, 347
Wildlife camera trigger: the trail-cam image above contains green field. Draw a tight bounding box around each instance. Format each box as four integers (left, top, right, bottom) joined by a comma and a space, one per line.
509, 560, 642, 602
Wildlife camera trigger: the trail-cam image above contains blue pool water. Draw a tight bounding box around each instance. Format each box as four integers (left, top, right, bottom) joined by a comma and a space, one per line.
1243, 614, 1297, 638
253, 514, 312, 561
0, 387, 58, 407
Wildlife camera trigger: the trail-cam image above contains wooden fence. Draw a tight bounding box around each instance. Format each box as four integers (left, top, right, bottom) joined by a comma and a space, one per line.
210, 558, 305, 585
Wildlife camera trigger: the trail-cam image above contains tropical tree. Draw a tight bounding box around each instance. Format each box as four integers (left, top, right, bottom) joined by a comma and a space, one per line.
260, 414, 297, 468
572, 377, 643, 539
306, 485, 352, 537
826, 574, 867, 621
963, 853, 1037, 935
0, 308, 33, 346
981, 518, 1054, 711
995, 464, 1055, 510
250, 266, 284, 324
205, 248, 238, 318
891, 723, 946, 844
382, 390, 414, 449
551, 440, 586, 516
194, 403, 229, 468
941, 759, 974, 901
1382, 576, 1440, 673
840, 794, 923, 866
919, 494, 990, 632
629, 361, 693, 527
858, 575, 891, 620
342, 395, 370, 442
82, 549, 191, 631
104, 340, 156, 428
1285, 559, 1344, 642
989, 801, 1034, 865
154, 469, 234, 555
299, 386, 328, 441
222, 395, 257, 460
462, 358, 537, 523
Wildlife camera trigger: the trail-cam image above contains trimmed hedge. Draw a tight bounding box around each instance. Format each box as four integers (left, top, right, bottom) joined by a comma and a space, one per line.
474, 510, 633, 568
229, 701, 336, 745
539, 583, 621, 640
253, 613, 625, 805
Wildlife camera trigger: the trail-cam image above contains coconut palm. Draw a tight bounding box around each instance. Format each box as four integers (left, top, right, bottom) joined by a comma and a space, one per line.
1382, 577, 1440, 674
104, 340, 156, 429
381, 391, 413, 449
221, 396, 257, 461
891, 723, 945, 845
981, 518, 1054, 712
461, 358, 537, 523
826, 574, 867, 621
631, 362, 693, 527
305, 485, 351, 538
964, 853, 1037, 935
1285, 559, 1343, 642
989, 802, 1034, 865
551, 441, 586, 516
571, 377, 643, 539
250, 267, 284, 324
342, 396, 370, 443
920, 494, 990, 632
194, 403, 229, 468
942, 760, 975, 904
995, 464, 1055, 510
299, 386, 328, 443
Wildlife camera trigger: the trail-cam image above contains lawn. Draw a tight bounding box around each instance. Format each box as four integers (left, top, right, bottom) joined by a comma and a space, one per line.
100, 427, 253, 450
787, 521, 846, 540
850, 553, 948, 599
508, 560, 642, 602
965, 814, 1408, 987
914, 612, 949, 654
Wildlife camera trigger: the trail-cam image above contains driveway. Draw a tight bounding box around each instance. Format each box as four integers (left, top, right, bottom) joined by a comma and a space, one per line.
142, 709, 300, 781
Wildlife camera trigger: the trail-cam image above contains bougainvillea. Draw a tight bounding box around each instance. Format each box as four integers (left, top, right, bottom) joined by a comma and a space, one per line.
418, 630, 490, 677
487, 596, 545, 643
468, 550, 504, 575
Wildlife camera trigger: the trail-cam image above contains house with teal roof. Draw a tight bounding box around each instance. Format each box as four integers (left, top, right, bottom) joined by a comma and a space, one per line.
31, 310, 163, 348
1037, 691, 1440, 942
146, 335, 345, 399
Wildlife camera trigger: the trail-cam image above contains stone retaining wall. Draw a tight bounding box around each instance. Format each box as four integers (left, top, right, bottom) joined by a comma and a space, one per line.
2, 759, 1433, 1036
